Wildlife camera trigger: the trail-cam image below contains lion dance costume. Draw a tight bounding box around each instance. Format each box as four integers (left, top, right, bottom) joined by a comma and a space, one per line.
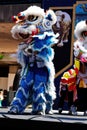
8, 6, 59, 115
58, 20, 87, 115
73, 20, 87, 115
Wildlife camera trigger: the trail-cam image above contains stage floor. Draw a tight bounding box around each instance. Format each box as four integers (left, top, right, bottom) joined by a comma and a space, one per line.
0, 107, 87, 125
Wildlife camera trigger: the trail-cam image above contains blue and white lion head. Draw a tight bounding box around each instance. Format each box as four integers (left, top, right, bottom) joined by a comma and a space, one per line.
11, 5, 58, 43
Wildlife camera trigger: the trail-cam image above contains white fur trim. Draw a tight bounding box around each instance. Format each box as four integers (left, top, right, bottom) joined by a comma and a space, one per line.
74, 20, 87, 39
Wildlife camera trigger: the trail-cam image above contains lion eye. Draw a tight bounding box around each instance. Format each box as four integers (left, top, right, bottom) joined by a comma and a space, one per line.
27, 15, 38, 22
81, 31, 87, 37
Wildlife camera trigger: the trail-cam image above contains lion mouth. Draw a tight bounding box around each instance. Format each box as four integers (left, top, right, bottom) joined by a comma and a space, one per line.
19, 33, 30, 39
19, 32, 33, 44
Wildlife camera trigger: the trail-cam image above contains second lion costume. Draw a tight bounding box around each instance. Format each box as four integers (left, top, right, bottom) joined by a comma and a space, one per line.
58, 20, 87, 115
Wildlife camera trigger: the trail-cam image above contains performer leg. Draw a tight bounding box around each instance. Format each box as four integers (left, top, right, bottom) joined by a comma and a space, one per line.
45, 93, 53, 114
68, 91, 77, 115
8, 70, 34, 114
32, 66, 48, 115
58, 85, 67, 114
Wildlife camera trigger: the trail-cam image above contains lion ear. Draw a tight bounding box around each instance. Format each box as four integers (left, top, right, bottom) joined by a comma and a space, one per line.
62, 14, 65, 19
85, 20, 87, 25
45, 9, 57, 25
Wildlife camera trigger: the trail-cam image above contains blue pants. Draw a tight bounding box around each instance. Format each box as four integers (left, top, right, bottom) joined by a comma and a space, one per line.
10, 65, 53, 113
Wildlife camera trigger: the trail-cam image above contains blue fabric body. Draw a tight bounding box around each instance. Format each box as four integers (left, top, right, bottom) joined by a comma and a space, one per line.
9, 29, 57, 113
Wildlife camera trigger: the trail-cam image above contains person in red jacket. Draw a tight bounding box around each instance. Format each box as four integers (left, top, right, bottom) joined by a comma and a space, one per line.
58, 67, 78, 115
